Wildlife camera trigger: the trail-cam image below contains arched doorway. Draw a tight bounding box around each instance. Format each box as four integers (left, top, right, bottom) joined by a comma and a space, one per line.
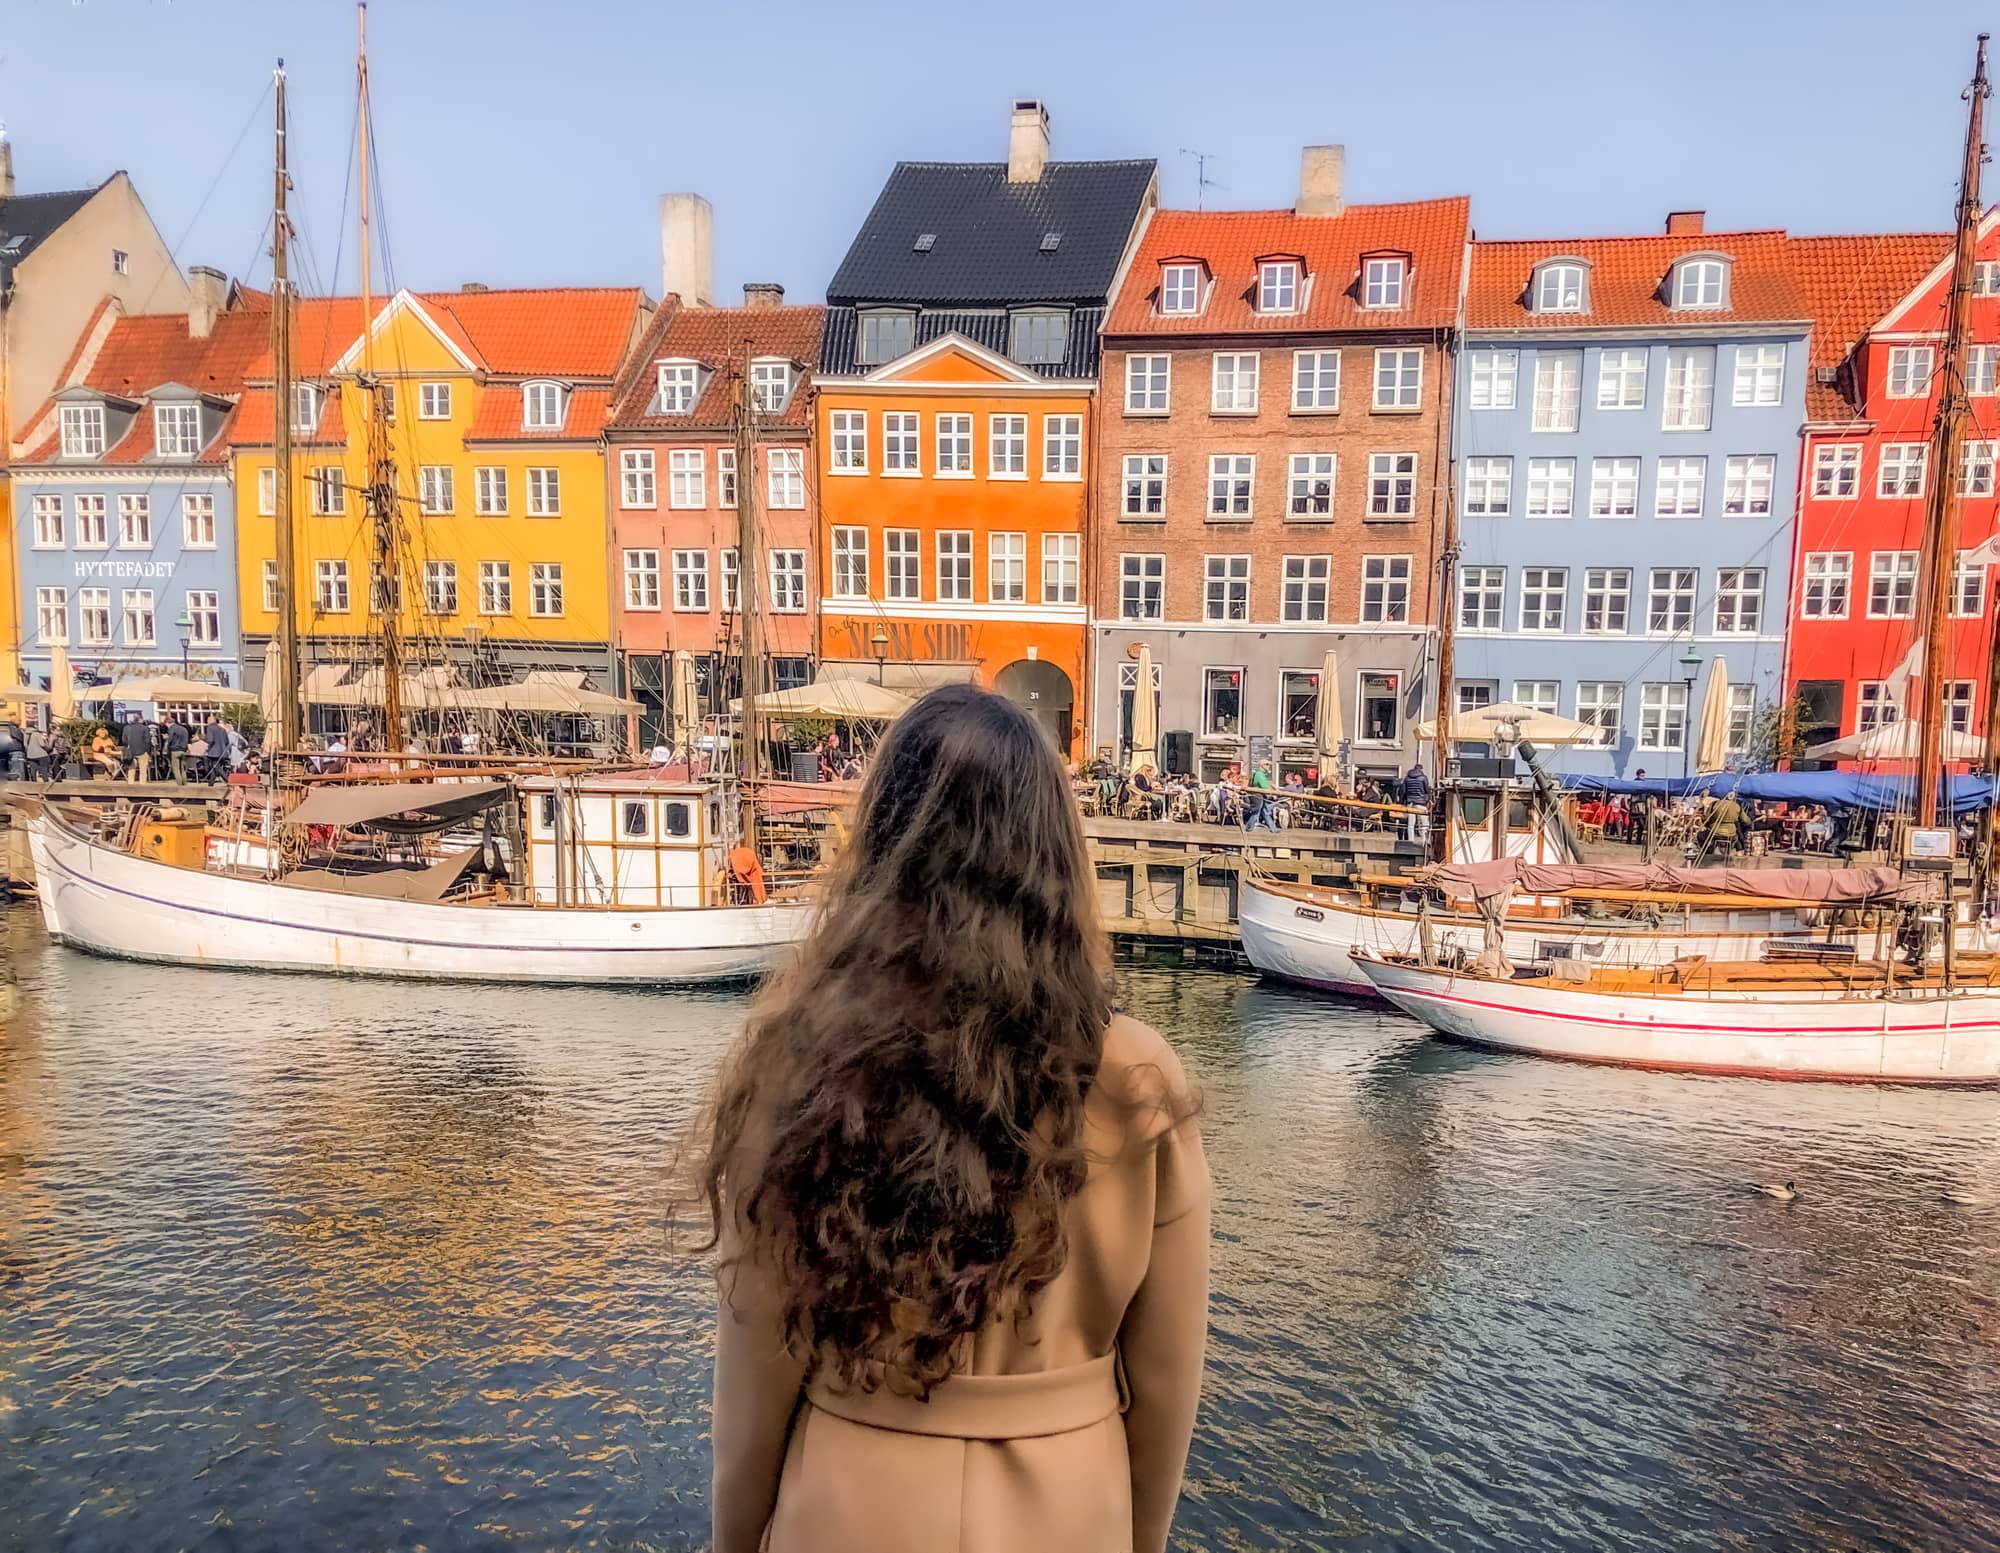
993, 658, 1074, 755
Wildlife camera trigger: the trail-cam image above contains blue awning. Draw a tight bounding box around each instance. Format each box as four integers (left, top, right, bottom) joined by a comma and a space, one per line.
1558, 770, 1995, 815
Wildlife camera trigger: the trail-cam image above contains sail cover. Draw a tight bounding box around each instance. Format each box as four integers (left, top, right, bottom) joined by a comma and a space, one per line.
285, 780, 510, 830
1421, 858, 1917, 906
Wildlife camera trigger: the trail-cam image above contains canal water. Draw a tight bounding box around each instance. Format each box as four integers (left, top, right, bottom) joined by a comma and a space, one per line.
3, 906, 1999, 1552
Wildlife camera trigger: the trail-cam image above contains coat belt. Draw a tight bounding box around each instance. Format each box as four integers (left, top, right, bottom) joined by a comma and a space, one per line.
804, 1350, 1129, 1441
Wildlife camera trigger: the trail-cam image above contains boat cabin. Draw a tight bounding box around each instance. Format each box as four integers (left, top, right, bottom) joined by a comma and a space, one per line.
517, 772, 733, 908
1443, 762, 1571, 867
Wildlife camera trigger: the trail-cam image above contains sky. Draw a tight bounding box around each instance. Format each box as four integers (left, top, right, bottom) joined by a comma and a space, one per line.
5, 0, 1998, 306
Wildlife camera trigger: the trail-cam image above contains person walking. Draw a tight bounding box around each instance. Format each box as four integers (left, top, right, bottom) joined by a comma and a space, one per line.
163, 717, 192, 784
696, 685, 1209, 1553
201, 715, 230, 781
1243, 761, 1279, 833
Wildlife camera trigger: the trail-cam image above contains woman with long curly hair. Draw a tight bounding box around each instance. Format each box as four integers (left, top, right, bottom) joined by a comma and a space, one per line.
697, 684, 1209, 1553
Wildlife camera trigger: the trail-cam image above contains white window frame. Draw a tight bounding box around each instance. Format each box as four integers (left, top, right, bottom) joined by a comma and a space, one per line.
1723, 454, 1775, 516
1208, 454, 1255, 519
1359, 555, 1410, 623
767, 447, 805, 508
523, 381, 567, 430
989, 415, 1027, 478
1732, 343, 1785, 407
620, 449, 656, 508
1533, 262, 1587, 314
1518, 566, 1567, 633
1464, 456, 1512, 517
60, 404, 106, 458
672, 549, 710, 612
829, 410, 868, 473
1292, 350, 1341, 411
1373, 347, 1422, 410
477, 560, 512, 617
1801, 552, 1851, 620
1212, 353, 1259, 413
117, 493, 152, 549
526, 466, 560, 517
883, 412, 920, 475
937, 530, 974, 603
1588, 456, 1640, 519
1952, 551, 1988, 618
1525, 457, 1574, 518
886, 531, 923, 603
1662, 345, 1715, 430
750, 359, 795, 414
1858, 681, 1902, 732
1282, 555, 1331, 624
935, 415, 973, 476
1576, 682, 1624, 736
308, 466, 345, 517
1041, 533, 1080, 604
1879, 443, 1927, 498
1582, 566, 1631, 634
770, 550, 808, 613
186, 590, 220, 646
1639, 683, 1690, 751
475, 465, 508, 516
122, 587, 156, 647
1671, 259, 1727, 310
990, 531, 1027, 603
1959, 439, 1996, 497
78, 586, 112, 646
315, 559, 351, 615
425, 559, 461, 616
1160, 263, 1203, 315
37, 587, 69, 646
656, 361, 700, 414
1125, 354, 1170, 414
1655, 455, 1706, 518
1530, 350, 1581, 433
669, 448, 706, 508
1887, 345, 1934, 400
1811, 444, 1859, 499
623, 549, 661, 612
1121, 553, 1166, 621
1204, 554, 1251, 622
1713, 567, 1764, 635
1362, 256, 1406, 309
1467, 349, 1517, 411
1258, 260, 1301, 313
1288, 453, 1335, 518
530, 561, 564, 618
1646, 567, 1697, 636
1123, 454, 1167, 519
32, 494, 63, 549
153, 401, 201, 458
832, 527, 869, 599
419, 465, 455, 515
1369, 452, 1418, 517
1868, 550, 1919, 618
181, 492, 216, 549
1043, 414, 1082, 479
418, 381, 452, 421
75, 493, 109, 549
1458, 565, 1505, 633
1597, 347, 1647, 411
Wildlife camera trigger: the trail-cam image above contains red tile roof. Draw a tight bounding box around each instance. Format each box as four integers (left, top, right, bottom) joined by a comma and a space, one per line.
420, 287, 645, 377
1785, 233, 1949, 422
1466, 230, 1808, 331
607, 301, 827, 430
465, 385, 613, 442
1103, 198, 1470, 337
225, 383, 350, 449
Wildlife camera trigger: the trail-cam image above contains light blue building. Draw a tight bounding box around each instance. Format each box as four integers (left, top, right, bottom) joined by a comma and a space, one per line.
1451, 223, 1810, 777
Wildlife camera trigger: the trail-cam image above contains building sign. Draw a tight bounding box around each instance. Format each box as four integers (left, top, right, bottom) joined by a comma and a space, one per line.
74, 559, 175, 579
838, 620, 976, 663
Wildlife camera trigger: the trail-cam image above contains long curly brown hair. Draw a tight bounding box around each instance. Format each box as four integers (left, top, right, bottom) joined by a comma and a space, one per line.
696, 684, 1112, 1397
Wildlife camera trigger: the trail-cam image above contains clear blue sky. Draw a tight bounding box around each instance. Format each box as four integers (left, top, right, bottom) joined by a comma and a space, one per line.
5, 0, 1995, 305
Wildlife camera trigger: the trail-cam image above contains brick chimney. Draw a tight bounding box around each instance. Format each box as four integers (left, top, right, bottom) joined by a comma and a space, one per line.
1007, 100, 1049, 183
659, 193, 714, 306
743, 282, 785, 310
1666, 210, 1705, 235
1298, 145, 1344, 218
187, 265, 225, 339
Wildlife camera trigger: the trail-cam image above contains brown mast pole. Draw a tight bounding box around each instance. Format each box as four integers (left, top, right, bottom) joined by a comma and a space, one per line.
733, 353, 762, 855
271, 62, 303, 757
357, 1, 403, 747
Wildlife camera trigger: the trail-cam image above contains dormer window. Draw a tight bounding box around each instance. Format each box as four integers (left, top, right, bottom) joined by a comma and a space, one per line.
1258, 261, 1301, 313
292, 383, 323, 435
1671, 257, 1729, 310
1362, 257, 1407, 309
657, 360, 701, 414
1533, 261, 1588, 314
857, 310, 916, 367
154, 402, 201, 458
523, 381, 568, 429
1010, 309, 1070, 365
751, 359, 796, 413
1160, 263, 1204, 315
60, 404, 106, 458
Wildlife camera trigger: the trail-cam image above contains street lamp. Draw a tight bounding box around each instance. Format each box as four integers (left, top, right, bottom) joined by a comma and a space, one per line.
1678, 642, 1702, 782
175, 610, 193, 675
870, 624, 890, 687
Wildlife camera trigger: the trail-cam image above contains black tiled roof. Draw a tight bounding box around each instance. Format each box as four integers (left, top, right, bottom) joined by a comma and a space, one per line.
820, 305, 1107, 380
827, 160, 1156, 306
0, 181, 106, 285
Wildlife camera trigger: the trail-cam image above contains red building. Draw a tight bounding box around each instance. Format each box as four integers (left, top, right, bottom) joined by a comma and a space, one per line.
1786, 226, 1999, 754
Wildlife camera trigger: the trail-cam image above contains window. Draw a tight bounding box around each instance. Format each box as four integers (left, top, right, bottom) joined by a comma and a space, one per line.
315, 560, 350, 614
1205, 555, 1250, 621
669, 449, 705, 508
1945, 682, 1976, 735
478, 560, 512, 615
1358, 672, 1400, 742
1880, 444, 1927, 498
1284, 556, 1331, 623
1459, 566, 1504, 632
59, 404, 106, 458
722, 549, 742, 613
1463, 456, 1512, 516
750, 360, 794, 413
1868, 550, 1919, 617
1161, 264, 1203, 315
260, 561, 279, 614
1597, 348, 1648, 410
937, 531, 973, 602
1672, 259, 1726, 309
718, 447, 737, 508
419, 465, 455, 515
1887, 346, 1934, 399
1369, 453, 1417, 517
857, 312, 915, 365
474, 466, 508, 516
1279, 670, 1320, 740
832, 528, 868, 598
1583, 567, 1630, 633
418, 381, 451, 420
154, 402, 201, 457
621, 450, 656, 507
1812, 444, 1860, 499
1043, 414, 1082, 478
768, 448, 805, 507
1977, 261, 2000, 296
1723, 454, 1775, 516
1534, 262, 1586, 313
1361, 555, 1411, 622
1212, 353, 1259, 412
75, 494, 108, 548
1209, 454, 1255, 518
990, 532, 1027, 602
1518, 567, 1567, 632
624, 549, 660, 610
1588, 457, 1639, 518
1293, 350, 1341, 411
1362, 257, 1406, 309
1961, 440, 1997, 497
425, 559, 460, 615
988, 415, 1027, 477
1714, 568, 1764, 633
304, 466, 341, 517
656, 361, 700, 414
526, 467, 560, 516
1656, 456, 1706, 517
1953, 551, 1987, 617
935, 415, 973, 475
1373, 348, 1422, 410
830, 410, 867, 472
770, 550, 807, 612
186, 591, 220, 646
1531, 350, 1582, 432
1662, 346, 1715, 429
524, 381, 567, 428
36, 587, 67, 645
1468, 349, 1517, 411
1969, 344, 1999, 395
1525, 458, 1574, 518
1121, 554, 1165, 620
79, 587, 112, 645
181, 493, 215, 548
1733, 344, 1785, 406
1259, 261, 1300, 313
1726, 684, 1757, 754
1010, 310, 1069, 365
1639, 683, 1689, 750
1126, 354, 1170, 413
1123, 455, 1168, 518
1042, 534, 1080, 604
1512, 681, 1560, 715
1646, 568, 1697, 635
1858, 681, 1901, 732
1577, 682, 1623, 736
672, 550, 709, 610
1289, 453, 1335, 517
1203, 668, 1245, 736
376, 383, 397, 424
118, 494, 151, 548
530, 563, 564, 617
621, 801, 650, 841
1802, 553, 1851, 619
292, 384, 322, 435
122, 589, 155, 646
112, 249, 129, 274
884, 412, 920, 473
32, 494, 62, 548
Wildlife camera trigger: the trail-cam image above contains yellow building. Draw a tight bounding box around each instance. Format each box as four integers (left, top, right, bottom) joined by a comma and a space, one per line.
231, 286, 648, 706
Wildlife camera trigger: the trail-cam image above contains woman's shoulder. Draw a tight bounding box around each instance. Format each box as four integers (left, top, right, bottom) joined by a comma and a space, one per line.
1093, 1015, 1197, 1144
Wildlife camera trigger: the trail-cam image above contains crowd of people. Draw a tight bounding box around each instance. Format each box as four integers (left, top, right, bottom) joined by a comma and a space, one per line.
1070, 756, 1432, 837
0, 710, 250, 783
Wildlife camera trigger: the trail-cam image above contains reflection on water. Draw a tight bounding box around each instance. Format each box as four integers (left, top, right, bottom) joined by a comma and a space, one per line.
4, 909, 2000, 1550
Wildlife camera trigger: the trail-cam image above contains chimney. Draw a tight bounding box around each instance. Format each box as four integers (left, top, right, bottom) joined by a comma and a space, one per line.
1666, 210, 1705, 236
1297, 145, 1344, 218
187, 265, 226, 339
1007, 100, 1049, 184
0, 125, 13, 200
660, 193, 715, 306
461, 281, 490, 293
743, 282, 785, 310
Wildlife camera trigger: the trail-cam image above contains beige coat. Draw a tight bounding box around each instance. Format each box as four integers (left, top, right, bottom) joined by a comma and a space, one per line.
711, 1015, 1211, 1553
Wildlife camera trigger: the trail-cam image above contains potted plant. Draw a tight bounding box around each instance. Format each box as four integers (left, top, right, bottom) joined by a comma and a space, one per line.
787, 716, 831, 781
56, 716, 109, 780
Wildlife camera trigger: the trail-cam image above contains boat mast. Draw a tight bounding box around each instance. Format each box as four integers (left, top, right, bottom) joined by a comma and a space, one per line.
1431, 451, 1458, 862
733, 348, 763, 853
356, 1, 403, 746
1917, 33, 1989, 828
270, 61, 302, 755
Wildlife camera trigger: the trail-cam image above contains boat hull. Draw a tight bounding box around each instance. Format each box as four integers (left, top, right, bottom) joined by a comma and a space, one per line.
25, 812, 808, 985
1353, 952, 2000, 1083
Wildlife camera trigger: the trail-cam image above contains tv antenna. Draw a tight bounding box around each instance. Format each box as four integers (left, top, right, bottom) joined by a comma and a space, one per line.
1178, 147, 1223, 211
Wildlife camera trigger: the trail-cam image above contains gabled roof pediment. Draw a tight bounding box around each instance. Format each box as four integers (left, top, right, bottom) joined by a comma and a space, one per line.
328, 288, 485, 375
861, 331, 1045, 386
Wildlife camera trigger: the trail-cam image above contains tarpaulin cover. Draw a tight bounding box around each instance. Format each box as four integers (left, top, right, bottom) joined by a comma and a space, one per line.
1423, 858, 1917, 906
285, 780, 509, 829
1560, 770, 1996, 814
